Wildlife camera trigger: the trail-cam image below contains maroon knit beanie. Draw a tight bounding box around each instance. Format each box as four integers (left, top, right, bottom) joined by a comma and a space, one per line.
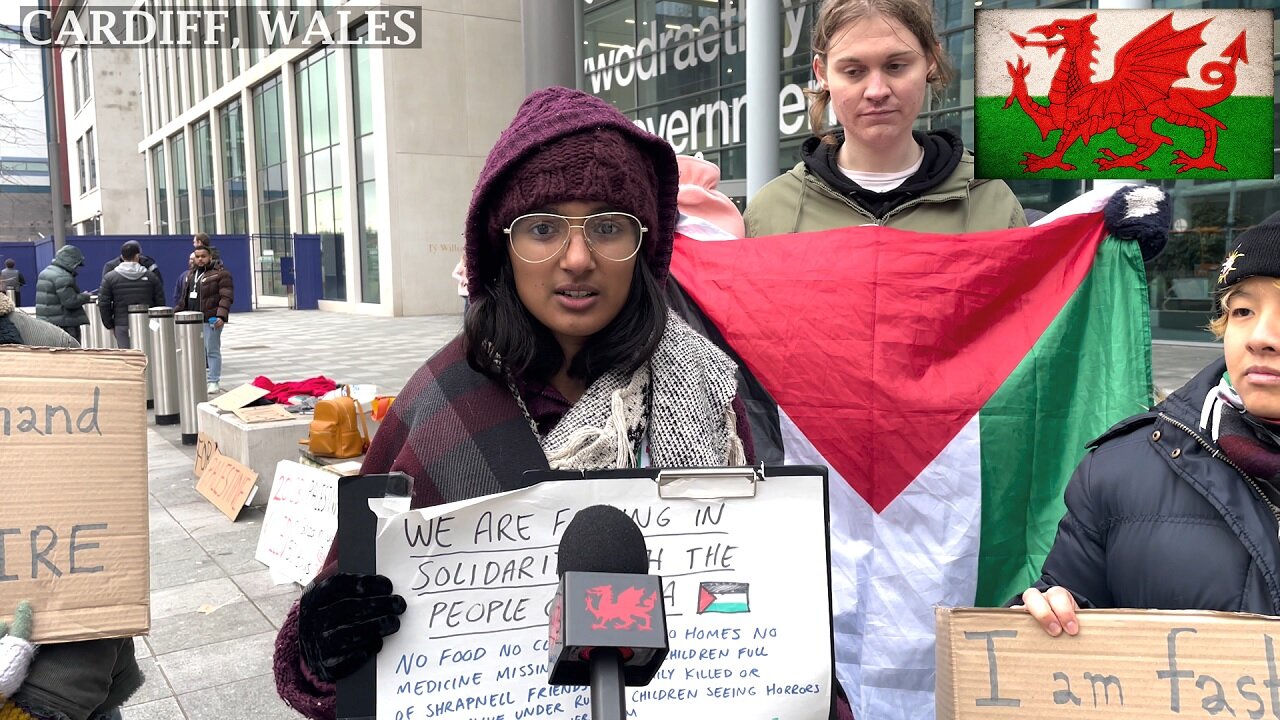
486, 129, 659, 258
465, 87, 679, 300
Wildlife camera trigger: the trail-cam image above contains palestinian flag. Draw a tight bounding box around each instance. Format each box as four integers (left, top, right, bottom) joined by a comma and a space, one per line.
697, 582, 751, 614
974, 9, 1273, 180
668, 187, 1155, 719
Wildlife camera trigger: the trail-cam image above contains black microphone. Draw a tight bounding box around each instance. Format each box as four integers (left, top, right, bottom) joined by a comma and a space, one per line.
548, 505, 669, 720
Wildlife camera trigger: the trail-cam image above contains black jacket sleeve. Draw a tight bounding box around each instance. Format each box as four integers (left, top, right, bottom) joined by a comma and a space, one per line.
97, 276, 115, 329
1027, 451, 1113, 609
151, 274, 165, 308
172, 272, 187, 310
144, 255, 164, 288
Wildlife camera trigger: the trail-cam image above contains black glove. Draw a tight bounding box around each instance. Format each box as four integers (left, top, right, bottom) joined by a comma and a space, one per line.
297, 572, 406, 683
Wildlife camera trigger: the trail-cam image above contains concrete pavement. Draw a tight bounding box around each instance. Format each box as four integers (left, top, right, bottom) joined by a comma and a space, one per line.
121, 309, 1220, 719
123, 310, 461, 720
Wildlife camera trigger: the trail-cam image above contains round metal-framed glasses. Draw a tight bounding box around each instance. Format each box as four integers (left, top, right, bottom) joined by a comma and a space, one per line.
504, 212, 646, 264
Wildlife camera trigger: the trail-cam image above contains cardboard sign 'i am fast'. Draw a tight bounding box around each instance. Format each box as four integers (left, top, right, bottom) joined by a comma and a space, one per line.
974, 9, 1273, 180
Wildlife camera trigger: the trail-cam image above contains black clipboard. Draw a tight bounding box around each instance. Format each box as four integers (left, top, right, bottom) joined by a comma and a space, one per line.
333, 465, 835, 720
334, 473, 410, 720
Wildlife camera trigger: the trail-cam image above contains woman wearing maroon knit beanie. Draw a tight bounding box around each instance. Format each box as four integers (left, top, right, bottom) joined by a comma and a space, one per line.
1018, 212, 1280, 640
273, 87, 757, 719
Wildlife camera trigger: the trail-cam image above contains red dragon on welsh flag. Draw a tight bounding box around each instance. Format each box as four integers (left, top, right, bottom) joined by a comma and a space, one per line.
975, 9, 1273, 180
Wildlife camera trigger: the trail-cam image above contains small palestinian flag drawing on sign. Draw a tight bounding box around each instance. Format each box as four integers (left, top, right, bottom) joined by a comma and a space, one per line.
974, 9, 1273, 180
697, 582, 750, 614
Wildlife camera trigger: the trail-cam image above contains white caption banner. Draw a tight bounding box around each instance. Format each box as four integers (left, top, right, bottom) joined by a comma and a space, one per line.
375, 474, 832, 720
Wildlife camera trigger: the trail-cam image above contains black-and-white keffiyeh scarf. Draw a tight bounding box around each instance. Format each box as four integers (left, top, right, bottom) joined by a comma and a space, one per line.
539, 314, 745, 470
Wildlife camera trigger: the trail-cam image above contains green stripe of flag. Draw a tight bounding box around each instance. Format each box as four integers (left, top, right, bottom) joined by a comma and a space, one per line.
975, 95, 1274, 180
975, 237, 1154, 607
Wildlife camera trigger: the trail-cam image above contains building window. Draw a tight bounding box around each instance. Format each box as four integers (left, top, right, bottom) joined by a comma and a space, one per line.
194, 117, 216, 234
220, 99, 248, 234
296, 48, 345, 301
171, 131, 190, 235
228, 6, 242, 79
76, 137, 86, 195
351, 32, 379, 304
253, 74, 290, 296
70, 54, 82, 111
80, 47, 91, 106
159, 45, 172, 125
267, 0, 290, 52
211, 10, 225, 91
85, 127, 97, 191
151, 145, 169, 234
141, 43, 154, 135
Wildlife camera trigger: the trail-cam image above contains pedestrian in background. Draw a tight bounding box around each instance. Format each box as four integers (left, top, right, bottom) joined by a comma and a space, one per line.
174, 245, 233, 394
35, 245, 92, 343
745, 0, 1024, 235
97, 241, 164, 349
101, 240, 162, 288
1, 259, 26, 307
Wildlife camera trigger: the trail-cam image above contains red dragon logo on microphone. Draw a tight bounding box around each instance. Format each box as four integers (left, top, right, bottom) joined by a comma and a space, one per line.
585, 585, 657, 631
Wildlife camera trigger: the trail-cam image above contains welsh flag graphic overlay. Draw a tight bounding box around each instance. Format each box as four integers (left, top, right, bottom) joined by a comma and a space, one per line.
974, 9, 1273, 180
669, 203, 1152, 718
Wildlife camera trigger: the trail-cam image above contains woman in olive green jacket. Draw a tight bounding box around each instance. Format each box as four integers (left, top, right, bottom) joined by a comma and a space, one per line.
747, 0, 1025, 237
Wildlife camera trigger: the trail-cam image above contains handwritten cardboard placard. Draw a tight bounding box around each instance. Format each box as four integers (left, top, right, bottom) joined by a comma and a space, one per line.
196, 451, 259, 521
233, 404, 295, 424
0, 347, 150, 643
194, 431, 218, 479
376, 473, 831, 720
210, 383, 269, 412
255, 460, 338, 586
936, 607, 1280, 718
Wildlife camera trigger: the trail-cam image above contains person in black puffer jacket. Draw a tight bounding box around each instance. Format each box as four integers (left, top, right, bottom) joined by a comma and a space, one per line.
34, 245, 91, 343
97, 241, 164, 349
101, 241, 163, 289
1019, 211, 1280, 634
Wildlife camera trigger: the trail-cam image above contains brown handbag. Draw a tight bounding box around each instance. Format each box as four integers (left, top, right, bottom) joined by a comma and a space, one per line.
299, 390, 370, 459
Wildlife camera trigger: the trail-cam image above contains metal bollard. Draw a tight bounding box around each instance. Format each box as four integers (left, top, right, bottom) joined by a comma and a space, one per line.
79, 294, 95, 348
175, 310, 208, 444
82, 295, 105, 349
3, 288, 14, 306
149, 307, 180, 425
127, 304, 153, 409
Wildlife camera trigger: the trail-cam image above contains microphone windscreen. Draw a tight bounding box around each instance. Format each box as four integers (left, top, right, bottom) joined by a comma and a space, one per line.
556, 504, 649, 576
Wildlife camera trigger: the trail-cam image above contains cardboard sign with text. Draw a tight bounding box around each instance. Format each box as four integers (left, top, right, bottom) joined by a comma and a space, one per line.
194, 431, 218, 479
937, 607, 1280, 718
196, 452, 259, 520
233, 404, 295, 424
255, 460, 337, 586
0, 347, 149, 643
210, 383, 270, 412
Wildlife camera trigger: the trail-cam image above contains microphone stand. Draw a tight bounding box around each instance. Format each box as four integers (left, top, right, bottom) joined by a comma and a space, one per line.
589, 647, 626, 720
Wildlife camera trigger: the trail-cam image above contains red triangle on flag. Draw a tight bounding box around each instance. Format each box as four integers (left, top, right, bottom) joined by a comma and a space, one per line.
697, 585, 716, 614
671, 213, 1107, 513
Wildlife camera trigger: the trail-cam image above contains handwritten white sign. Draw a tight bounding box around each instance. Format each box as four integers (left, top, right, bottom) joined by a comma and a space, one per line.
376, 473, 832, 720
254, 460, 338, 586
